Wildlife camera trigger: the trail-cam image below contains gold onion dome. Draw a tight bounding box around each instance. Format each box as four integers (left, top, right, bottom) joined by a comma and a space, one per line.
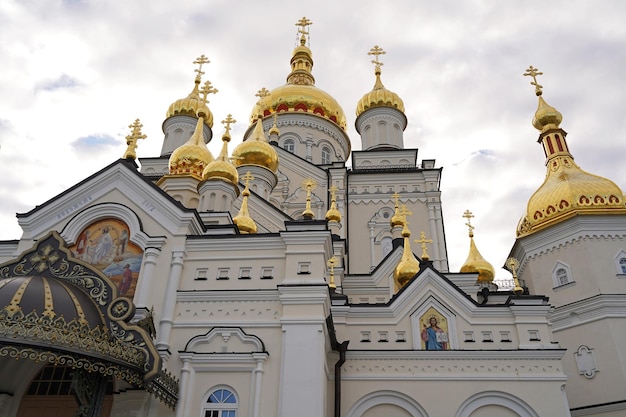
517, 66, 626, 237
390, 193, 404, 227
203, 115, 239, 193
233, 173, 257, 234
232, 117, 279, 173
393, 223, 420, 291
249, 17, 347, 132
460, 233, 495, 283
166, 55, 217, 128
460, 211, 494, 283
325, 186, 341, 223
169, 113, 214, 178
356, 45, 405, 117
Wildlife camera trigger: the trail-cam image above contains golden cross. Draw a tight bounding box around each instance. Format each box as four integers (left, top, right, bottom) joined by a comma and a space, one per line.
200, 80, 218, 103
296, 16, 313, 43
523, 65, 543, 95
329, 185, 338, 201
462, 209, 475, 237
392, 192, 401, 208
368, 45, 386, 71
327, 256, 337, 289
222, 114, 236, 136
302, 178, 317, 191
414, 231, 433, 260
241, 171, 255, 188
506, 257, 524, 294
193, 54, 210, 80
256, 87, 270, 99
399, 204, 412, 219
123, 118, 147, 160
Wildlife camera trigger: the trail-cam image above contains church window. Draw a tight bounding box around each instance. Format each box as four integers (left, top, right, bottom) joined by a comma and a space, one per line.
203, 388, 238, 417
283, 139, 295, 153
321, 146, 331, 164
381, 237, 393, 258
613, 250, 626, 274
552, 261, 574, 288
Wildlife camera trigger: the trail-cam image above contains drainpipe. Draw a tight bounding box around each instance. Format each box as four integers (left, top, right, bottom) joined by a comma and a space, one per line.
334, 341, 349, 417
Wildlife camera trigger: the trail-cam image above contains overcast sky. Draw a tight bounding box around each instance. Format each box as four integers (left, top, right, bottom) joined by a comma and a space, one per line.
2, 0, 626, 282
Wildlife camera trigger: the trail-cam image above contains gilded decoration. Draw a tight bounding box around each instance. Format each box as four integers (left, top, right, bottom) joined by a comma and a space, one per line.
69, 218, 143, 298
0, 231, 169, 401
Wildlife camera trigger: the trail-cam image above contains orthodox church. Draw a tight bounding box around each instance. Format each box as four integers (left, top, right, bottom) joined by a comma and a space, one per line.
1, 17, 625, 417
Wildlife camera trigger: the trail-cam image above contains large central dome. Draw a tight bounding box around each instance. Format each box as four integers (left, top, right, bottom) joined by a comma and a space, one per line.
249, 25, 347, 132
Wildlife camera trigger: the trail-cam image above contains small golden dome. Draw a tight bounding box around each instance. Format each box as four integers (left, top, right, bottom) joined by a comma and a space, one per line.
325, 186, 341, 223
356, 46, 405, 118
203, 115, 239, 192
393, 223, 420, 291
249, 18, 347, 132
169, 114, 214, 179
232, 118, 279, 173
390, 199, 404, 228
533, 95, 562, 133
356, 68, 405, 117
233, 178, 257, 234
460, 237, 495, 283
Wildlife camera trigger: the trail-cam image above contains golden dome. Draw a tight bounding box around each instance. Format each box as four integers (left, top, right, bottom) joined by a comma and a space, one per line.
232, 118, 279, 173
460, 237, 495, 283
169, 114, 214, 179
517, 155, 626, 237
356, 46, 405, 118
248, 18, 347, 132
390, 193, 404, 228
233, 178, 257, 234
517, 67, 626, 237
393, 223, 420, 292
202, 115, 239, 193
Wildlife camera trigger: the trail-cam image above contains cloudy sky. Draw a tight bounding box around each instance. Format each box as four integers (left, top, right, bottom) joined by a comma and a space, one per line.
2, 0, 626, 282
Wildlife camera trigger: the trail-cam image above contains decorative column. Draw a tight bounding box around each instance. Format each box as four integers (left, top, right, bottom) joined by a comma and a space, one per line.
368, 222, 376, 271
134, 247, 161, 309
176, 360, 192, 417
306, 135, 313, 161
156, 249, 186, 359
251, 354, 266, 417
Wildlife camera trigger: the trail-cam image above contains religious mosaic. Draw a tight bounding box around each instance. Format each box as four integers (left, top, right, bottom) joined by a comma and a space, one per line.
69, 218, 143, 298
419, 307, 449, 350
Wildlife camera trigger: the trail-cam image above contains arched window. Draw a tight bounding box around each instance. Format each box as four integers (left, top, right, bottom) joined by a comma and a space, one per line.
203, 388, 238, 417
283, 139, 295, 153
552, 261, 573, 288
321, 146, 331, 164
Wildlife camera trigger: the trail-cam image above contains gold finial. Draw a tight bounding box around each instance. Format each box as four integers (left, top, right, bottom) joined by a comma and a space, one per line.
295, 16, 313, 45
193, 54, 210, 82
241, 171, 255, 188
221, 114, 236, 140
325, 185, 341, 223
368, 45, 386, 73
329, 185, 338, 201
302, 178, 317, 219
233, 171, 257, 234
200, 80, 218, 104
462, 210, 475, 238
414, 231, 433, 261
327, 256, 337, 290
523, 65, 544, 96
506, 257, 524, 294
269, 112, 280, 136
256, 87, 270, 100
123, 118, 146, 160
398, 205, 413, 237
390, 192, 404, 228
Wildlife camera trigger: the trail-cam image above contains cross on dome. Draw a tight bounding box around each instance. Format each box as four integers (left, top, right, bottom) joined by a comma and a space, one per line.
193, 54, 210, 82
524, 65, 544, 96
123, 118, 146, 160
200, 81, 218, 104
295, 16, 313, 45
221, 114, 236, 137
415, 231, 433, 260
368, 45, 386, 72
462, 209, 475, 237
241, 171, 255, 188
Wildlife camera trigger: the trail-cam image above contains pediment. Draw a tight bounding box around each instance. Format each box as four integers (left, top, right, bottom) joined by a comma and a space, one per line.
16, 159, 204, 241
183, 327, 266, 354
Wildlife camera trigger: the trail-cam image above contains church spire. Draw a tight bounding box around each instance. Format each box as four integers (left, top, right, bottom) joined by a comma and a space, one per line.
287, 17, 315, 86
459, 210, 495, 284
393, 205, 420, 292
233, 171, 257, 234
